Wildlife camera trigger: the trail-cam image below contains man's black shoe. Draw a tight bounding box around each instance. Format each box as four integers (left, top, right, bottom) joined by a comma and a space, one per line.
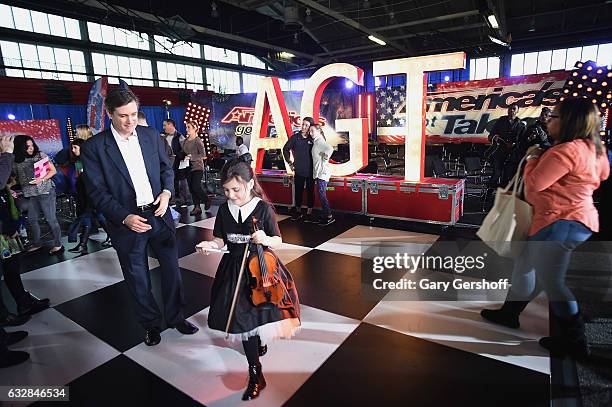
173, 320, 198, 335
144, 328, 161, 346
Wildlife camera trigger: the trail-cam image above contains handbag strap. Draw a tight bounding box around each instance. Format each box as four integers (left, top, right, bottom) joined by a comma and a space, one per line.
502, 153, 530, 197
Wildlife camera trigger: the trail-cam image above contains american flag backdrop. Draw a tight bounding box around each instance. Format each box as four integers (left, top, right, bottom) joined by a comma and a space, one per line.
375, 85, 407, 144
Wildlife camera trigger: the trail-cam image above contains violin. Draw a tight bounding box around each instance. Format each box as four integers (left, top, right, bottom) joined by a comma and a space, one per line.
247, 217, 284, 306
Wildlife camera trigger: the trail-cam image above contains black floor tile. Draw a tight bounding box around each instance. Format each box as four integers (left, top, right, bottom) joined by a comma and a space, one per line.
277, 213, 357, 247
54, 267, 213, 352
175, 202, 219, 224
285, 249, 382, 320
17, 241, 111, 274
33, 355, 201, 407
286, 323, 550, 407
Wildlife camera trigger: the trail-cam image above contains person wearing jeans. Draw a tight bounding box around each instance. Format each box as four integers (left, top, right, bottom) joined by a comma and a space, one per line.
310, 124, 335, 225
480, 98, 610, 357
283, 117, 315, 221
13, 135, 63, 255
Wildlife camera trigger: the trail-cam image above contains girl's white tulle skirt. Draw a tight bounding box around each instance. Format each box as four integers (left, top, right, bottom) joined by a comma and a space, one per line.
226, 318, 301, 344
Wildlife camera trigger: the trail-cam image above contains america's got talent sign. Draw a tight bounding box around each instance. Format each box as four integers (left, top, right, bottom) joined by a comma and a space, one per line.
248, 52, 466, 182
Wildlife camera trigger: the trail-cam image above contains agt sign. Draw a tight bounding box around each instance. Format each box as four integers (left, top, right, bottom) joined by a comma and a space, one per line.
249, 52, 466, 181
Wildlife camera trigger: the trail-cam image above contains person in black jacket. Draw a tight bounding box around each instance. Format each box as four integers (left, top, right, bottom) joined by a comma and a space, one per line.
0, 135, 50, 368
283, 117, 315, 221
486, 104, 526, 187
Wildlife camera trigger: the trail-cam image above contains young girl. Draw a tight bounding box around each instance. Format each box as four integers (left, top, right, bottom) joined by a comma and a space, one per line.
67, 138, 111, 253
310, 124, 335, 225
197, 159, 300, 401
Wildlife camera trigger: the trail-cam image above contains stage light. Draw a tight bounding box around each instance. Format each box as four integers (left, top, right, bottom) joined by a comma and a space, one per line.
486, 14, 499, 29
587, 87, 592, 92
592, 78, 598, 83
368, 35, 386, 46
573, 72, 578, 76
568, 80, 574, 85
564, 89, 570, 93
345, 80, 354, 89
597, 69, 603, 74
578, 84, 583, 88
603, 81, 608, 86
444, 75, 450, 82
592, 99, 597, 103
607, 94, 612, 99
602, 102, 608, 108
582, 75, 588, 80
597, 90, 603, 95
7, 114, 15, 120
560, 97, 565, 101
572, 92, 578, 97
587, 66, 592, 71
577, 62, 583, 68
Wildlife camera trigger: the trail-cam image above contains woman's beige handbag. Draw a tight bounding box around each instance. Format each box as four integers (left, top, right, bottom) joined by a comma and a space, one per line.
477, 155, 533, 257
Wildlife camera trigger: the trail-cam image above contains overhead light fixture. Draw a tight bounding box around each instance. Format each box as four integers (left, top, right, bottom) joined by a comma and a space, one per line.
293, 32, 299, 44
279, 51, 295, 58
488, 35, 510, 48
211, 2, 219, 18
305, 8, 312, 23
487, 13, 499, 29
368, 35, 386, 46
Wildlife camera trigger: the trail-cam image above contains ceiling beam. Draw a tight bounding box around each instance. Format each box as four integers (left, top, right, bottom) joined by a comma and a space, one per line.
64, 0, 320, 62
315, 23, 485, 58
375, 10, 480, 32
292, 0, 415, 56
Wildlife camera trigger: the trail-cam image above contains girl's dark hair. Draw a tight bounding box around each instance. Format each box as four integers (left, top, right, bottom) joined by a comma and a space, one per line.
13, 135, 40, 163
70, 138, 86, 162
219, 159, 270, 203
302, 117, 315, 127
555, 98, 603, 156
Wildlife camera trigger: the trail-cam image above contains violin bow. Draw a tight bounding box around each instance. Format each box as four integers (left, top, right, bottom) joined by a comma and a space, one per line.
224, 236, 251, 339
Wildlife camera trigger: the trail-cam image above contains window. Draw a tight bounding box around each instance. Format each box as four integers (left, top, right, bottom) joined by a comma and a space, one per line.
87, 22, 148, 50
469, 57, 500, 80
242, 73, 264, 93
511, 43, 612, 76
154, 36, 201, 59
241, 53, 266, 69
92, 52, 153, 85
290, 79, 306, 91
0, 40, 87, 81
0, 5, 81, 39
204, 45, 239, 65
205, 68, 240, 94
157, 61, 204, 90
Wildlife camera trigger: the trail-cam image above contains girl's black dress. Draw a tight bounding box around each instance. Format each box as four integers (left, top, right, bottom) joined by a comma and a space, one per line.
207, 198, 300, 342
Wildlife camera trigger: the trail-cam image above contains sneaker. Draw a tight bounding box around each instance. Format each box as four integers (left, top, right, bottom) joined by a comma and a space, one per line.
0, 350, 29, 368
319, 216, 336, 226
0, 313, 31, 327
17, 293, 50, 316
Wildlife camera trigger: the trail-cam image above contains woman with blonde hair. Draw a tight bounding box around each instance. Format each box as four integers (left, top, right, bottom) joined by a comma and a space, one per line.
480, 98, 609, 357
309, 124, 335, 225
75, 124, 93, 141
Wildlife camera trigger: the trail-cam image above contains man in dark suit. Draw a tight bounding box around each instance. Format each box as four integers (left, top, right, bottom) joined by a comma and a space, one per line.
81, 89, 197, 346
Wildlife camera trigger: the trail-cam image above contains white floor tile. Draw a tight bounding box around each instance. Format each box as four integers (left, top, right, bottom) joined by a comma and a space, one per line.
1, 309, 120, 386
125, 305, 360, 407
316, 225, 438, 257
21, 249, 159, 306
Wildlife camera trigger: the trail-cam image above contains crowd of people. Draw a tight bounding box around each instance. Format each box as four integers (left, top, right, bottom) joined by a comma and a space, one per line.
0, 87, 608, 400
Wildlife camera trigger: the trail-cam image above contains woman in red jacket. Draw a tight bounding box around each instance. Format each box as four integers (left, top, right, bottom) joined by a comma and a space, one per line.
480, 98, 610, 357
